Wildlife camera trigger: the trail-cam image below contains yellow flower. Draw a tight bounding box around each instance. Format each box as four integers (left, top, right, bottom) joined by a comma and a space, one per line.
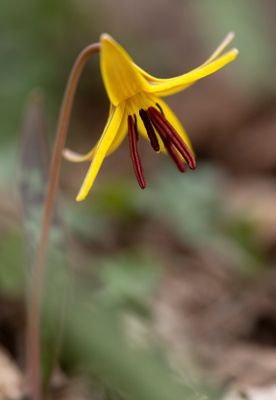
64, 33, 238, 201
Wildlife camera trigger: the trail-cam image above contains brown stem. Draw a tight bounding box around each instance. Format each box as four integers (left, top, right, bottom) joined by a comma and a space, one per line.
27, 42, 101, 400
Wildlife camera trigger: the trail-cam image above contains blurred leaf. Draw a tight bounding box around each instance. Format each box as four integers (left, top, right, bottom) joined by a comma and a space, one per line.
38, 240, 209, 399
95, 254, 159, 317
18, 90, 65, 252
0, 230, 25, 297
65, 200, 112, 242
0, 0, 101, 144
227, 217, 265, 276
18, 91, 67, 385
135, 164, 265, 274
65, 181, 138, 243
95, 183, 137, 216
18, 92, 49, 246
136, 165, 224, 247
0, 144, 17, 188
56, 280, 208, 400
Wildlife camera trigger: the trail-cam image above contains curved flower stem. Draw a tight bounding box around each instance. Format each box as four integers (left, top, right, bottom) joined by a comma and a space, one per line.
27, 42, 101, 400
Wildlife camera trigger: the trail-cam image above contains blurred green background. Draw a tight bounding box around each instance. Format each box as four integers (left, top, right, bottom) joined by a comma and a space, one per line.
1, 1, 276, 399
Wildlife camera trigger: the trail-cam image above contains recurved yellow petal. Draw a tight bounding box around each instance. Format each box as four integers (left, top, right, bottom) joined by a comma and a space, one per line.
107, 112, 127, 154
147, 48, 238, 97
76, 104, 125, 201
100, 34, 147, 106
63, 105, 127, 162
63, 147, 96, 162
63, 104, 114, 162
203, 32, 235, 64
132, 32, 235, 85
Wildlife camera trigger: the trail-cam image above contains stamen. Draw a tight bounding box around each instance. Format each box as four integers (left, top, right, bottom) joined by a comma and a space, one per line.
139, 109, 160, 152
161, 137, 186, 173
145, 117, 185, 172
127, 115, 146, 189
148, 107, 196, 170
156, 103, 164, 115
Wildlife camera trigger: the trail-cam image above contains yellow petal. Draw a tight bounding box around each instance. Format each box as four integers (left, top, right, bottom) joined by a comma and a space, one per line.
134, 32, 235, 96
63, 147, 96, 162
133, 64, 192, 97
63, 105, 127, 162
100, 34, 147, 106
147, 48, 238, 97
132, 32, 235, 85
107, 111, 127, 154
76, 104, 125, 201
203, 32, 235, 64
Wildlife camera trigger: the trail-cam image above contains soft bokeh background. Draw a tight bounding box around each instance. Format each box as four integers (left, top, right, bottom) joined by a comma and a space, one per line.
1, 1, 276, 399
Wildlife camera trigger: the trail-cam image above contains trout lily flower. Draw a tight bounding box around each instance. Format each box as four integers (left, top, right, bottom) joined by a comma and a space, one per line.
64, 33, 238, 201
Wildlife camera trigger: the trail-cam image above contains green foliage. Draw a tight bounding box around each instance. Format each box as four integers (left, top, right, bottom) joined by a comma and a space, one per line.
65, 182, 138, 242
55, 274, 208, 400
136, 165, 224, 246
227, 217, 265, 276
0, 230, 25, 297
135, 164, 265, 274
95, 254, 159, 317
0, 0, 101, 144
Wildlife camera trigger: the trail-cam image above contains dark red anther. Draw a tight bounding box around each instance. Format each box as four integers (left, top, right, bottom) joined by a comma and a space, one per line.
139, 109, 160, 152
162, 139, 186, 173
156, 103, 164, 115
127, 115, 146, 189
147, 107, 196, 170
148, 122, 186, 173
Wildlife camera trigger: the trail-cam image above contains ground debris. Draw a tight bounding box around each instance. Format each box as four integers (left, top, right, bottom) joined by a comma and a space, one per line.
0, 347, 24, 400
223, 384, 276, 400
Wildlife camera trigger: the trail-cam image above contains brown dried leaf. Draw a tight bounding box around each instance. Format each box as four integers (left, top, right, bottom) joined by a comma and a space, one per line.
0, 347, 24, 400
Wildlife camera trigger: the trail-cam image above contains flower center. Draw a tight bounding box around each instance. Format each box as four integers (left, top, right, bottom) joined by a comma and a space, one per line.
127, 105, 196, 188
